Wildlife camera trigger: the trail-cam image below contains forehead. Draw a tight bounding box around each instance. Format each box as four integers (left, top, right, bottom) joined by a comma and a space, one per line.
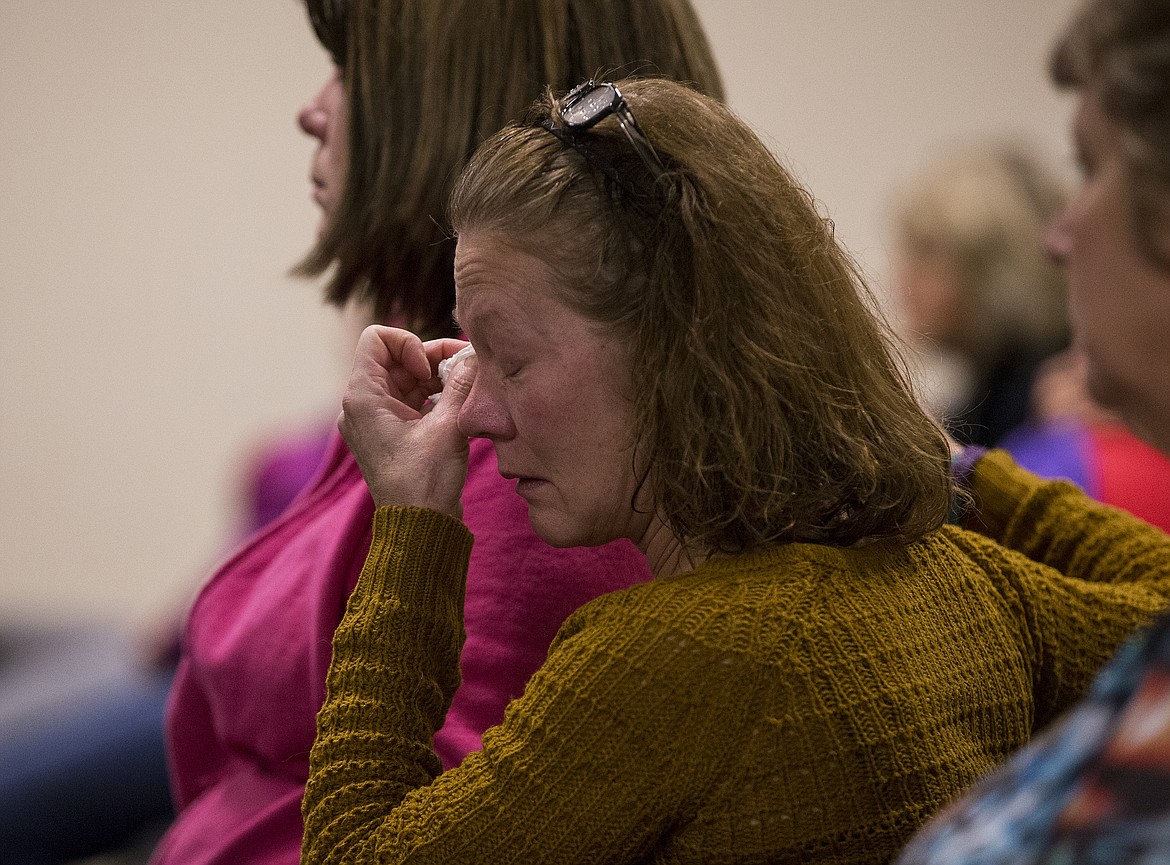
453, 230, 633, 371
453, 232, 566, 329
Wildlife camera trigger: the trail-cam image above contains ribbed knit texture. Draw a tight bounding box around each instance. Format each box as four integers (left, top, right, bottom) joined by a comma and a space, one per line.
156, 433, 650, 865
303, 452, 1170, 864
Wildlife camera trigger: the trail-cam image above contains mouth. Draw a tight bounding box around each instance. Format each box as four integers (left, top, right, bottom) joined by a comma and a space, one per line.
311, 179, 329, 210
500, 471, 547, 491
513, 478, 550, 503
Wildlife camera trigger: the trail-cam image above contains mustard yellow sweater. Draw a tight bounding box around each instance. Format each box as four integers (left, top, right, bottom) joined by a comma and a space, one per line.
302, 452, 1170, 864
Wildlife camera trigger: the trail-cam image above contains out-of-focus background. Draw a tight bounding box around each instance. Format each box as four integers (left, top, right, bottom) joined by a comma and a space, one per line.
1, 0, 1081, 633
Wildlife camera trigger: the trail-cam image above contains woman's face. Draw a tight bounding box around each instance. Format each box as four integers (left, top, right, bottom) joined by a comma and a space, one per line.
894, 241, 964, 346
453, 231, 652, 549
297, 67, 348, 238
1045, 87, 1170, 450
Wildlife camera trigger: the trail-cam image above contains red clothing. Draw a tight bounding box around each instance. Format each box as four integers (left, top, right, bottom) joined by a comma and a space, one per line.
152, 431, 652, 865
1091, 423, 1170, 533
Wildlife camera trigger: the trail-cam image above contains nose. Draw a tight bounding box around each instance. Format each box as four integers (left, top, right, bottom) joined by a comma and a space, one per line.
456, 372, 515, 442
297, 78, 332, 140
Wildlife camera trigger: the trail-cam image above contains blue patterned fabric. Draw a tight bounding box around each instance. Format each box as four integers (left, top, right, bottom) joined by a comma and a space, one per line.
899, 613, 1170, 864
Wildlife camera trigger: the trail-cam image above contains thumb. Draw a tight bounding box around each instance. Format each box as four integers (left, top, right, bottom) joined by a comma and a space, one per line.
430, 352, 477, 421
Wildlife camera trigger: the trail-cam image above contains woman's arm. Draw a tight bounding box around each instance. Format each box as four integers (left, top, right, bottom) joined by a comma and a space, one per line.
949, 449, 1170, 728
962, 449, 1170, 586
301, 507, 743, 865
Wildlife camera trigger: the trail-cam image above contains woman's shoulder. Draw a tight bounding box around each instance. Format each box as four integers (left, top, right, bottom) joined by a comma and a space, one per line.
550, 540, 976, 663
537, 537, 1034, 721
544, 556, 800, 662
527, 566, 794, 734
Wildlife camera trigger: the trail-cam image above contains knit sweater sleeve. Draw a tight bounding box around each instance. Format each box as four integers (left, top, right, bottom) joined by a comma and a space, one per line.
960, 450, 1170, 727
301, 506, 751, 865
967, 448, 1170, 587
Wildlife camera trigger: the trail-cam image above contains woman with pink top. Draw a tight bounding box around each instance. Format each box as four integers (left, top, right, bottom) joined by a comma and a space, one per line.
149, 1, 724, 863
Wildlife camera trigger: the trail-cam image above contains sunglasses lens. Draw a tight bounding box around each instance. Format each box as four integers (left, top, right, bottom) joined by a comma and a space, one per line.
562, 85, 617, 128
550, 81, 666, 185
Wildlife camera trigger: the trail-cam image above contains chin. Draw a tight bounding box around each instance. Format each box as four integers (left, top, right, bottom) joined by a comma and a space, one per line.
527, 511, 611, 550
529, 521, 589, 549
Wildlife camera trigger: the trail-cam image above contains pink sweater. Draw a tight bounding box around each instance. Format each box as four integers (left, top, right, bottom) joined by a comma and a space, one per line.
151, 431, 652, 865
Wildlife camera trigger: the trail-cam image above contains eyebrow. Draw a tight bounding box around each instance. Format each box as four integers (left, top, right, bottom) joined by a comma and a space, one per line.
452, 306, 513, 340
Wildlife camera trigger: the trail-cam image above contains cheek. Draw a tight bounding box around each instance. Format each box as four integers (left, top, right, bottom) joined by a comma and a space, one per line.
1068, 259, 1151, 408
520, 382, 631, 463
1070, 170, 1130, 275
1063, 196, 1114, 324
321, 88, 349, 179
1070, 216, 1146, 342
326, 122, 348, 179
896, 257, 961, 337
513, 387, 585, 448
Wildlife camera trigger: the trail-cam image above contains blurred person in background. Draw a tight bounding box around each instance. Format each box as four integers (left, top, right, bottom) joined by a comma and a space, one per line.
893, 140, 1170, 532
892, 140, 1071, 448
898, 0, 1170, 861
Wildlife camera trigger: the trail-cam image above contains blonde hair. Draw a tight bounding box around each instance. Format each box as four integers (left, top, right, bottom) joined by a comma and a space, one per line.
894, 142, 1070, 367
450, 78, 952, 553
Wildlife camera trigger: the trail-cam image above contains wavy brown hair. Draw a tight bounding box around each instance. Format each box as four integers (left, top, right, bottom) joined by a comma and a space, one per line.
296, 0, 724, 337
449, 78, 953, 553
1053, 0, 1170, 267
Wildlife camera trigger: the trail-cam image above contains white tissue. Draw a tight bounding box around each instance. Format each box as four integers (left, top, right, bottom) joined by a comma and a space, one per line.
438, 344, 476, 384
431, 344, 476, 403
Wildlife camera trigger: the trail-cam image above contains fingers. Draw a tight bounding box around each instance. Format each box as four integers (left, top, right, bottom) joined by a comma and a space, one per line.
440, 351, 477, 406
346, 329, 475, 419
425, 351, 477, 429
413, 355, 474, 517
348, 326, 434, 412
365, 325, 433, 382
424, 338, 474, 374
338, 328, 474, 516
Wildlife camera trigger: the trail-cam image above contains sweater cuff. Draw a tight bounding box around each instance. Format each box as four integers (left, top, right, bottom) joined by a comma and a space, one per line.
347, 506, 474, 625
964, 449, 1046, 541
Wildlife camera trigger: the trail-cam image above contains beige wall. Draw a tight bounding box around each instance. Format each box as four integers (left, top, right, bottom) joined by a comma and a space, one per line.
0, 1, 1082, 631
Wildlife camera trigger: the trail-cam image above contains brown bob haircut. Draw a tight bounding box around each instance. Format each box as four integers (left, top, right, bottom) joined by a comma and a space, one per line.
297, 0, 724, 337
1052, 0, 1170, 266
449, 78, 953, 553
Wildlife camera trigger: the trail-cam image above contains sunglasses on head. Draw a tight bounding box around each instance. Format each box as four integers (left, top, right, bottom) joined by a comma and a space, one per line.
550, 80, 667, 182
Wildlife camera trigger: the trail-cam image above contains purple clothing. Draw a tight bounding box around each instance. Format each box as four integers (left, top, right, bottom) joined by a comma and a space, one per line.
239, 428, 333, 535
152, 430, 652, 865
1000, 421, 1095, 494
1001, 420, 1170, 533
